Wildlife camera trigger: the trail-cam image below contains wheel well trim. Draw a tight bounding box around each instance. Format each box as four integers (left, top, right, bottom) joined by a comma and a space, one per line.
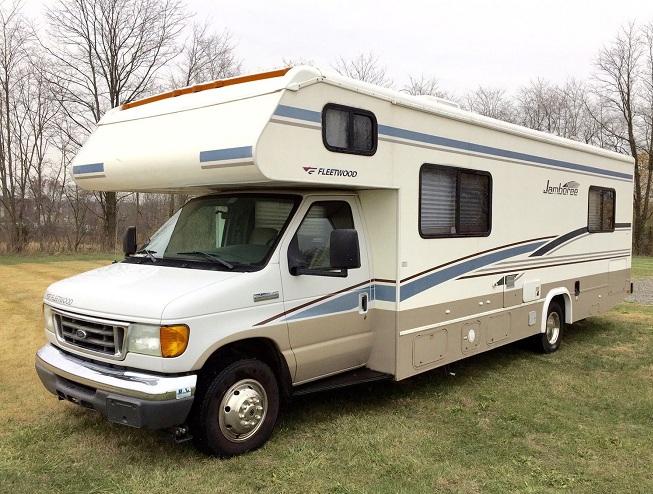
195, 336, 294, 397
540, 288, 572, 333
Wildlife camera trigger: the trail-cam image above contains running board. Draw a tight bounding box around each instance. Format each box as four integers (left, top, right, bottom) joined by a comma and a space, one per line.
292, 368, 392, 397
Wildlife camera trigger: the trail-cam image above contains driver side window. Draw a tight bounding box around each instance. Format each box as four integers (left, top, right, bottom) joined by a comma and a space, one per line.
289, 201, 354, 272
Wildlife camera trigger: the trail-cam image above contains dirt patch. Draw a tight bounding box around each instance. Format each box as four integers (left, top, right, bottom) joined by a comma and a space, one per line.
627, 277, 653, 305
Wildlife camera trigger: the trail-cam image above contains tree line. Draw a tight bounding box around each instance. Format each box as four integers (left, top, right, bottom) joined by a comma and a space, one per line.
0, 1, 651, 255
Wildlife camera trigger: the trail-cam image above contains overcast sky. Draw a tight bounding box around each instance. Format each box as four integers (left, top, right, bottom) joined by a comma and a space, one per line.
25, 0, 653, 95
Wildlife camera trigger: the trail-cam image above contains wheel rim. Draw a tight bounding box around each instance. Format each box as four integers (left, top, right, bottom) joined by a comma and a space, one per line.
546, 311, 561, 345
218, 379, 268, 442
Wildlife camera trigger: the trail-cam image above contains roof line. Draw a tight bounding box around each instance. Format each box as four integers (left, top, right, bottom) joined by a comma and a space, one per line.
121, 67, 291, 111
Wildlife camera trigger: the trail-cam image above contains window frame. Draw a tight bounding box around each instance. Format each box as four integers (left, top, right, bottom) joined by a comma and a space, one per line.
587, 186, 616, 233
321, 103, 378, 156
125, 192, 301, 272
287, 199, 356, 277
418, 163, 493, 239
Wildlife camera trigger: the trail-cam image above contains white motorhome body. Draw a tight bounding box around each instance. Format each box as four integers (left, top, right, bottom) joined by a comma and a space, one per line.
36, 66, 634, 455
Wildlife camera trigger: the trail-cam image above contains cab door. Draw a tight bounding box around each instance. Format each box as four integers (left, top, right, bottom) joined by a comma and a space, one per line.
279, 196, 372, 383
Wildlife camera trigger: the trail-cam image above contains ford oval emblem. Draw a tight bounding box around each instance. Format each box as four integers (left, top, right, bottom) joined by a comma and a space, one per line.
75, 329, 88, 339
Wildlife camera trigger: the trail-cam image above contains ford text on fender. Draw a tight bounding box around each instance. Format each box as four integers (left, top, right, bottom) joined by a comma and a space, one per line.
35, 66, 634, 457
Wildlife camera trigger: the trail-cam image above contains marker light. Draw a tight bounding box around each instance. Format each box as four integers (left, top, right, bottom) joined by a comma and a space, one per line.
121, 68, 290, 111
160, 325, 190, 358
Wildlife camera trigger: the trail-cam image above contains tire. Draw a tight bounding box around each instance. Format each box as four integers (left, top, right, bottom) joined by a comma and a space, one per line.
534, 301, 564, 353
190, 359, 280, 457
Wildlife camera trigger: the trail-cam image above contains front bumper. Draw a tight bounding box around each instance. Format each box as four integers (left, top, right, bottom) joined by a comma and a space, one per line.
35, 344, 197, 429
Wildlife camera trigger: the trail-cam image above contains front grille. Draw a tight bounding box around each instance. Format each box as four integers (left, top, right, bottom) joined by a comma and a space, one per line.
53, 310, 127, 359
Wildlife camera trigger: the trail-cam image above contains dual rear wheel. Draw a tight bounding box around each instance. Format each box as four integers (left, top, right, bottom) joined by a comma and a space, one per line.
533, 301, 564, 353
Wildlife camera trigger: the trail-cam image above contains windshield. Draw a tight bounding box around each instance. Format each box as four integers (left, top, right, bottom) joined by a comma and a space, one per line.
128, 194, 299, 270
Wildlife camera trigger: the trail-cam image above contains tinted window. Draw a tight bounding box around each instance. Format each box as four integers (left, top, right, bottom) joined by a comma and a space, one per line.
324, 108, 348, 148
420, 164, 491, 238
144, 195, 298, 268
289, 201, 354, 271
353, 113, 373, 151
588, 187, 615, 232
322, 104, 377, 155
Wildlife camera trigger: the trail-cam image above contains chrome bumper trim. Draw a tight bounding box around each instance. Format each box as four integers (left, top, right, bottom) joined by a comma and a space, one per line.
35, 344, 196, 401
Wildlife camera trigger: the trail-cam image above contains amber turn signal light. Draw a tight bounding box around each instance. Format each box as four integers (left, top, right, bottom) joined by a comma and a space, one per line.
160, 325, 190, 358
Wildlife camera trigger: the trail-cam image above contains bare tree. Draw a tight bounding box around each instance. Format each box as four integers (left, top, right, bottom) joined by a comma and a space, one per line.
17, 54, 62, 250
466, 86, 514, 121
0, 3, 33, 252
281, 56, 315, 67
43, 0, 187, 249
172, 21, 240, 87
333, 52, 392, 88
515, 79, 562, 133
402, 74, 452, 99
593, 23, 646, 251
639, 22, 653, 250
555, 79, 594, 142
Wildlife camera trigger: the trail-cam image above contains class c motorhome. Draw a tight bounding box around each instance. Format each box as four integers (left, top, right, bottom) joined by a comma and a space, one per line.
35, 66, 634, 456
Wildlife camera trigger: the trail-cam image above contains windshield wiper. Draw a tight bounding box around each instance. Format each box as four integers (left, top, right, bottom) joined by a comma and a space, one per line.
135, 248, 157, 263
175, 251, 234, 269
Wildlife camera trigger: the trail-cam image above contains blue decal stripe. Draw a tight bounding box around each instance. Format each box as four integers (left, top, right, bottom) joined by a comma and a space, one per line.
73, 163, 104, 174
273, 104, 632, 181
378, 125, 631, 180
529, 227, 589, 257
274, 104, 321, 123
286, 282, 397, 321
199, 146, 253, 163
373, 283, 396, 302
286, 287, 371, 321
400, 240, 548, 301
255, 230, 596, 323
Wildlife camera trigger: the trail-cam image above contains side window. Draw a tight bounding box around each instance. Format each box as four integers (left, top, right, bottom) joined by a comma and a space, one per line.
420, 164, 491, 238
289, 201, 354, 272
588, 186, 615, 232
322, 104, 377, 155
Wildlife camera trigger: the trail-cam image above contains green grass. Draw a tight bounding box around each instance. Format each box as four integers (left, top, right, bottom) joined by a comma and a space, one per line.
0, 252, 116, 265
632, 256, 653, 278
1, 261, 652, 493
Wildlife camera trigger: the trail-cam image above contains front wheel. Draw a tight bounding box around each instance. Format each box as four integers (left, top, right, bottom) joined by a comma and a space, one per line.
533, 301, 564, 353
191, 359, 279, 457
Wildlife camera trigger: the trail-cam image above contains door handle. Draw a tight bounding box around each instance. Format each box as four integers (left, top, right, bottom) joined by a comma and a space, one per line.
359, 292, 369, 314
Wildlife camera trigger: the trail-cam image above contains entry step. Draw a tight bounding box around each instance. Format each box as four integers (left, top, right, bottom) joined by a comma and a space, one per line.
292, 368, 392, 396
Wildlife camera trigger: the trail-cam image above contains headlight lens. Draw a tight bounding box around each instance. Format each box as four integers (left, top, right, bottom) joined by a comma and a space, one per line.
160, 325, 190, 358
127, 323, 161, 356
43, 305, 55, 333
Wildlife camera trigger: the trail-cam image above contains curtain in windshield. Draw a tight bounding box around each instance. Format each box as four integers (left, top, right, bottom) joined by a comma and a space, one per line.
142, 195, 298, 268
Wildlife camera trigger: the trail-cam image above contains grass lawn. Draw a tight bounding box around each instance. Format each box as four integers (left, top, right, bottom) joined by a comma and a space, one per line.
0, 252, 116, 266
632, 256, 653, 278
0, 259, 652, 493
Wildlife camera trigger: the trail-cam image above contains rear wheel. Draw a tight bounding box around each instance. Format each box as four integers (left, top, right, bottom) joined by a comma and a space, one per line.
191, 359, 279, 457
534, 301, 564, 353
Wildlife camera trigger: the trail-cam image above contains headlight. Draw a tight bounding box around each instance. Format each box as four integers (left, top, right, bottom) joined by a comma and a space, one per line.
127, 323, 190, 358
43, 305, 55, 333
127, 323, 161, 356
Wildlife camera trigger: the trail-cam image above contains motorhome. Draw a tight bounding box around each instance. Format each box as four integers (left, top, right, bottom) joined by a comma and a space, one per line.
35, 66, 634, 456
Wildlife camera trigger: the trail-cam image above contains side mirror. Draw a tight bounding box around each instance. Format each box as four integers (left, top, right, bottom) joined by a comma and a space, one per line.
330, 229, 361, 270
123, 226, 137, 256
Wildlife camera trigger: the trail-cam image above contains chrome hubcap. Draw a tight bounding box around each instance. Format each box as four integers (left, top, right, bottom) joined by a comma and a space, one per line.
546, 311, 561, 344
218, 379, 267, 442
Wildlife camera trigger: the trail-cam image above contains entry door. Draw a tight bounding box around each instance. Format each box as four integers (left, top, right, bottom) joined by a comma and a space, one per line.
279, 196, 372, 383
